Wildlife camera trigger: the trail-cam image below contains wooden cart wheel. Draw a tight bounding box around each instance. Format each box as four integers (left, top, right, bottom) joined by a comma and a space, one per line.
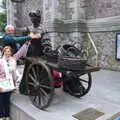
77, 72, 92, 97
25, 61, 54, 109
63, 72, 92, 98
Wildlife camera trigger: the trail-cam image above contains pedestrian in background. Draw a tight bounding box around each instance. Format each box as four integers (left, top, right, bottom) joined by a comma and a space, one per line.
2, 25, 32, 53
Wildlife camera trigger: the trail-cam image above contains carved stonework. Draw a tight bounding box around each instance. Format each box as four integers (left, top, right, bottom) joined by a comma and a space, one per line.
44, 0, 52, 10
43, 0, 55, 22
86, 0, 120, 19
57, 0, 74, 20
14, 3, 23, 28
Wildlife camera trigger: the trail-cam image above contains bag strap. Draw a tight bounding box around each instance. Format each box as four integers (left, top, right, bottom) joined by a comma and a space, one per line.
2, 58, 13, 81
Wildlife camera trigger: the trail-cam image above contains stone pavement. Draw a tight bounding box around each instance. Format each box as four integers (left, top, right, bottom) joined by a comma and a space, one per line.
10, 68, 120, 120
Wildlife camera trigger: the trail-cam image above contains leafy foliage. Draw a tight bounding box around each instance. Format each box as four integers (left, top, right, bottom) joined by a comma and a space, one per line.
0, 0, 6, 32
0, 13, 6, 32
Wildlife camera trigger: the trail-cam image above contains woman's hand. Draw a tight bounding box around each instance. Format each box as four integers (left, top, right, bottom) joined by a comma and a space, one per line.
12, 89, 17, 93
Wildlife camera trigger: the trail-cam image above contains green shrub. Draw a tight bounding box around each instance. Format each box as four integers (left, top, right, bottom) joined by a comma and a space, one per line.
0, 13, 6, 32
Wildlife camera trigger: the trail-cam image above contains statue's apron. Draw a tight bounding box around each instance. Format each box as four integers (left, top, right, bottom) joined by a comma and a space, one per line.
19, 38, 44, 94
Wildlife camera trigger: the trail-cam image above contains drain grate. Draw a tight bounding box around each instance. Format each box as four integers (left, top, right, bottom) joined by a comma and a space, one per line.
72, 108, 104, 120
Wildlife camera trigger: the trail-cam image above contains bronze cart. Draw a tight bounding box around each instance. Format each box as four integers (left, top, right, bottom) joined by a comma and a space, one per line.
23, 44, 100, 110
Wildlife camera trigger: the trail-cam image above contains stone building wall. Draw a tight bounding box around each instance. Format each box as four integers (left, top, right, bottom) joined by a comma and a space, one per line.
87, 31, 120, 70
86, 0, 120, 71
7, 0, 120, 71
85, 0, 120, 19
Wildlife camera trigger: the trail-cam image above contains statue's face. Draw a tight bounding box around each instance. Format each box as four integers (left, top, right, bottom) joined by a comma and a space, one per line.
30, 16, 40, 24
29, 11, 41, 27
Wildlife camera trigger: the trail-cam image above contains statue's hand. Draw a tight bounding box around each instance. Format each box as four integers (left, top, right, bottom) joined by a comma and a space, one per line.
35, 33, 41, 38
29, 32, 41, 39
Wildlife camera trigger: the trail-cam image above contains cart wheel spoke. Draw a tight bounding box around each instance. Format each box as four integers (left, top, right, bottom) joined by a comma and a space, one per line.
38, 92, 47, 107
40, 84, 52, 90
78, 73, 92, 97
31, 67, 37, 79
33, 96, 37, 102
28, 82, 35, 87
39, 66, 45, 76
36, 65, 42, 79
38, 92, 43, 106
40, 88, 49, 97
38, 95, 41, 105
79, 78, 88, 83
29, 73, 36, 84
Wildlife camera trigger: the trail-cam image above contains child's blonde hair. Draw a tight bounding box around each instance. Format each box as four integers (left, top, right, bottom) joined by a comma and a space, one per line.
2, 46, 13, 56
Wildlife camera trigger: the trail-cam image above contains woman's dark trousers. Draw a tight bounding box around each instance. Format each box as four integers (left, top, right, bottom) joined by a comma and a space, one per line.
0, 92, 11, 118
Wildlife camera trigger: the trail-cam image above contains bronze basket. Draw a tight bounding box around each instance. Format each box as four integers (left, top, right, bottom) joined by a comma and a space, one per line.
58, 57, 87, 70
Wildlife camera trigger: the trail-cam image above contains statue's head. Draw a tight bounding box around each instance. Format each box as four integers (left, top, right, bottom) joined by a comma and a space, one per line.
29, 10, 41, 28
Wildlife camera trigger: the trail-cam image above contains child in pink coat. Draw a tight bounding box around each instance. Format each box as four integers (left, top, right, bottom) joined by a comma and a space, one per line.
0, 43, 28, 120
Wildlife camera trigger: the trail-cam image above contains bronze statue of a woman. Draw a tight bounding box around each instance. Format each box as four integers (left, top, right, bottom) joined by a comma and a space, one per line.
19, 10, 52, 94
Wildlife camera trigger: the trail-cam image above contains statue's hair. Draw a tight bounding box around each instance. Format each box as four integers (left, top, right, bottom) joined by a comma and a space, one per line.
29, 10, 41, 18
29, 10, 41, 28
